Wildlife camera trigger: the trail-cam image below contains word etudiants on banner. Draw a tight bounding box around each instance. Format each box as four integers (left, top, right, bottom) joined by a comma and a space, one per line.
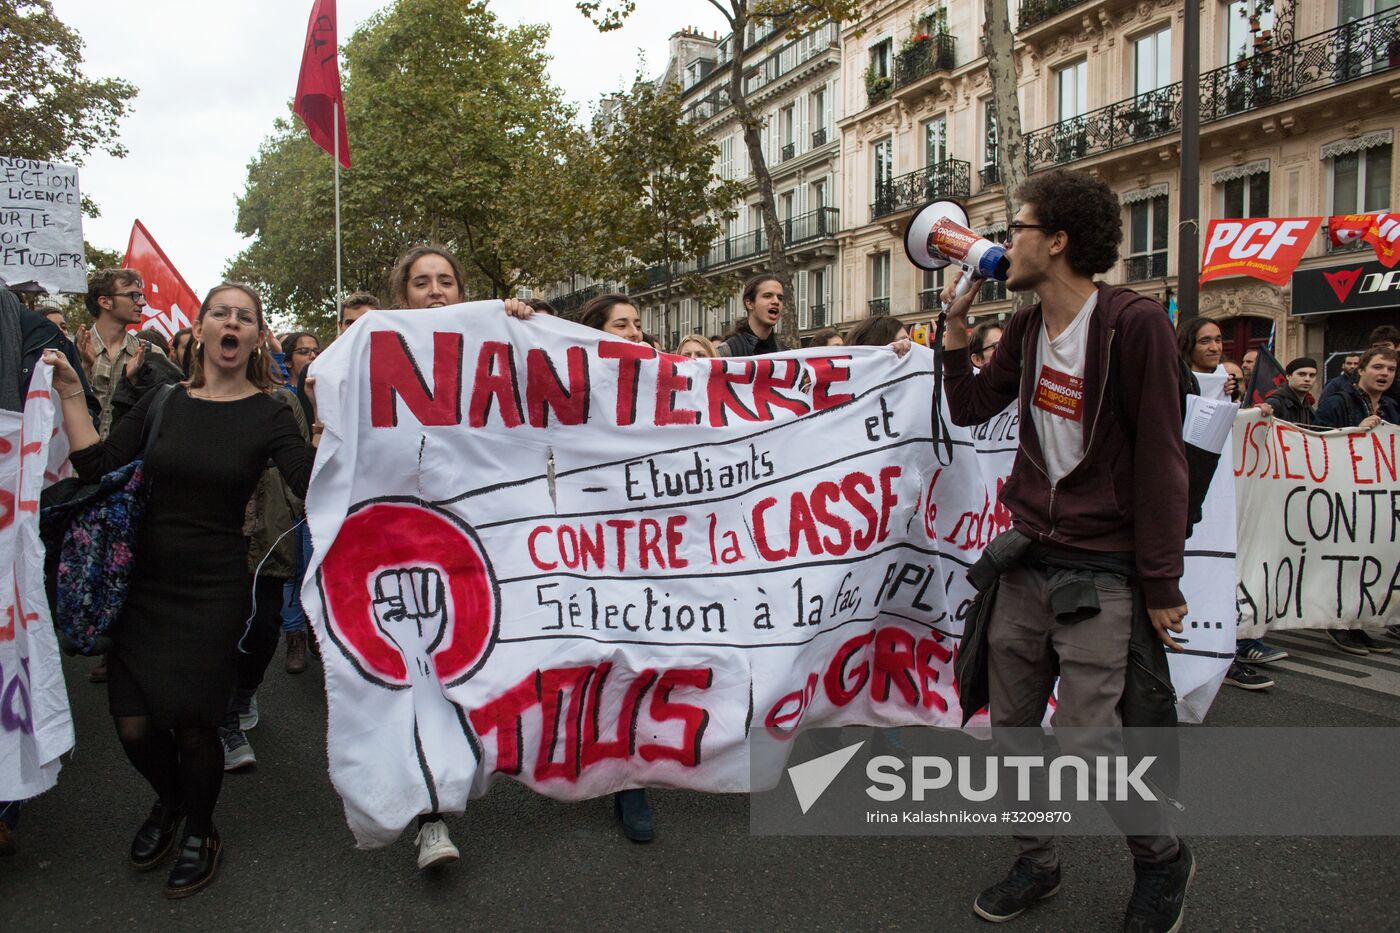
1201, 212, 1398, 287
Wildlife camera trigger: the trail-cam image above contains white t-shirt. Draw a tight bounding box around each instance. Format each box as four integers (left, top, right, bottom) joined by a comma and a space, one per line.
1030, 292, 1097, 484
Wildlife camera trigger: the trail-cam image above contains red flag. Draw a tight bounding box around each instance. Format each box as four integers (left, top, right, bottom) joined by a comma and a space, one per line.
121, 220, 201, 341
1362, 212, 1400, 268
293, 0, 351, 169
1200, 217, 1321, 287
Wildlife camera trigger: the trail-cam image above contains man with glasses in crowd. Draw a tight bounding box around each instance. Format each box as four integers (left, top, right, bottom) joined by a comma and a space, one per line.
77, 269, 172, 683
937, 169, 1195, 932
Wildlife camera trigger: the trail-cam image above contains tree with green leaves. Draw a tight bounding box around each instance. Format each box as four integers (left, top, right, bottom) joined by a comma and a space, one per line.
229, 0, 608, 329
0, 0, 137, 216
579, 0, 862, 346
594, 71, 746, 336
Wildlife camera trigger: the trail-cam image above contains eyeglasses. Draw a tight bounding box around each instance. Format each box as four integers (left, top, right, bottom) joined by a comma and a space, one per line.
206, 305, 259, 326
293, 346, 320, 356
977, 341, 1000, 355
108, 289, 146, 303
1007, 222, 1057, 241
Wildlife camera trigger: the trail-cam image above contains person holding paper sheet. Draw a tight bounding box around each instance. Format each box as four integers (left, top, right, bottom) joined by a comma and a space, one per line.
1179, 319, 1284, 684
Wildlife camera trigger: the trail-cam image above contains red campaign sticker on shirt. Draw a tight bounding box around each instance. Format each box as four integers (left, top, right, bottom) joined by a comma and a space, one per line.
1032, 364, 1086, 422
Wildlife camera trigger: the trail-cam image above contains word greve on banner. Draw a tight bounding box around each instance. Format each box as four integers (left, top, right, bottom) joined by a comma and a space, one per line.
1233, 409, 1400, 634
0, 366, 74, 802
303, 306, 1235, 847
0, 156, 85, 294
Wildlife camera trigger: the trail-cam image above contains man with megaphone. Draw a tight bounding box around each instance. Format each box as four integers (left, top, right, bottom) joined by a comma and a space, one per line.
913, 169, 1194, 932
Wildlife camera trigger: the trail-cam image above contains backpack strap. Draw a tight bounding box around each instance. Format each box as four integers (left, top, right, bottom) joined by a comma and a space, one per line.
139, 383, 177, 462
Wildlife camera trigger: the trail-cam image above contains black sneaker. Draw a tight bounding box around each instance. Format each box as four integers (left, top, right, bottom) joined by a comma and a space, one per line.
1124, 840, 1195, 932
1352, 630, 1392, 654
973, 857, 1061, 922
1223, 661, 1273, 691
1326, 629, 1369, 656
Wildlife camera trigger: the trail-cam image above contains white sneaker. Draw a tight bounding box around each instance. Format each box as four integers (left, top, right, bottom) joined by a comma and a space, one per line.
414, 820, 459, 870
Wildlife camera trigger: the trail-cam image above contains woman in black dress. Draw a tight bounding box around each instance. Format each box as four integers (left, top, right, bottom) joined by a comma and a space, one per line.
44, 282, 315, 898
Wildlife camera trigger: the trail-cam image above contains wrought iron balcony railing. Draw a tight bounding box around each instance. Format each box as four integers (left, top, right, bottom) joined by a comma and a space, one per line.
871, 159, 972, 219
549, 283, 612, 314
781, 206, 840, 245
894, 33, 957, 88
744, 22, 839, 97
868, 297, 891, 316
920, 289, 942, 312
811, 127, 828, 147
1025, 9, 1399, 171
1124, 252, 1169, 281
809, 303, 828, 329
979, 279, 1009, 302
1199, 8, 1400, 121
636, 208, 841, 290
979, 162, 1002, 188
781, 142, 796, 162
1025, 84, 1180, 172
1017, 0, 1089, 31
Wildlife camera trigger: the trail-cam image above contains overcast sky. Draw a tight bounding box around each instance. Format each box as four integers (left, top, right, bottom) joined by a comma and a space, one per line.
49, 0, 727, 293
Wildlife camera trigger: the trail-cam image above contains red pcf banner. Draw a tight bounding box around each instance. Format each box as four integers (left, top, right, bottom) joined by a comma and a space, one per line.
1363, 213, 1400, 268
1328, 213, 1400, 268
122, 219, 200, 340
1200, 217, 1322, 287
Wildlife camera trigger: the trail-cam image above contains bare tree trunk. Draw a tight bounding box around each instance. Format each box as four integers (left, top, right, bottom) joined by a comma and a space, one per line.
982, 0, 1032, 309
727, 3, 797, 346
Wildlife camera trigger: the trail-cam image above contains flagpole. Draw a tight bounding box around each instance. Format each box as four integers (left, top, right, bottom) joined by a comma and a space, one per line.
333, 105, 343, 325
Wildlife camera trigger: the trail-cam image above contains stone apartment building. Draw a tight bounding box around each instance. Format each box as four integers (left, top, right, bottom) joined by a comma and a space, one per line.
540, 22, 845, 346
838, 0, 1398, 368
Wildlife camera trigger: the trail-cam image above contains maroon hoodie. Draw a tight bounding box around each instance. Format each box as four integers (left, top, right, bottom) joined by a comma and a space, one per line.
943, 282, 1188, 609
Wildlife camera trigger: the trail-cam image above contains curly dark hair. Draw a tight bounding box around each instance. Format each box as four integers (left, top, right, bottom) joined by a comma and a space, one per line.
1015, 170, 1122, 276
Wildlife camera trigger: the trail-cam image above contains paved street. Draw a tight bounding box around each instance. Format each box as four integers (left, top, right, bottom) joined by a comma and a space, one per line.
4, 632, 1400, 932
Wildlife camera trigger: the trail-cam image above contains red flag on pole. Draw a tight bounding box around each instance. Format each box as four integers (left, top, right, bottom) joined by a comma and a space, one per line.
293, 0, 350, 169
121, 220, 201, 341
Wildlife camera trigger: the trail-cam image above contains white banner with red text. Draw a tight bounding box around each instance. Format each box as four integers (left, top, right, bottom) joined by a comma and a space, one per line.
303, 305, 1235, 847
0, 366, 74, 802
1233, 409, 1399, 634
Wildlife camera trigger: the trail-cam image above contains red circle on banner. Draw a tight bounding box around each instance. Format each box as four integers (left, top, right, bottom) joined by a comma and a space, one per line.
318, 500, 498, 687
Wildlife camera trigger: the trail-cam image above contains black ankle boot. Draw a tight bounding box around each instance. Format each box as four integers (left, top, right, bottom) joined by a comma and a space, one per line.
129, 801, 184, 870
614, 789, 654, 843
164, 828, 221, 898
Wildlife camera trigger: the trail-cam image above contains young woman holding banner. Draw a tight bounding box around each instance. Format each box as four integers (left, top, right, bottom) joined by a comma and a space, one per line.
508, 291, 659, 844
43, 283, 316, 899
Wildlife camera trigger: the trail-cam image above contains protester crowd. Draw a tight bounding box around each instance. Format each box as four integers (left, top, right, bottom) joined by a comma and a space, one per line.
3, 168, 1397, 932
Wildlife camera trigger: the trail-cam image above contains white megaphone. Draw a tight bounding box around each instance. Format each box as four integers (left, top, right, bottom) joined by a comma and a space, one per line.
903, 200, 1010, 300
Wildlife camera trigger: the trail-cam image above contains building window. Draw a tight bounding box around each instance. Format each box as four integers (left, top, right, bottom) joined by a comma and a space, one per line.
1055, 60, 1088, 120
920, 268, 944, 312
870, 39, 893, 79
1126, 195, 1170, 280
1223, 0, 1274, 65
1222, 173, 1270, 217
1133, 25, 1173, 96
924, 115, 948, 166
718, 136, 734, 180
1331, 144, 1392, 213
873, 138, 894, 199
811, 178, 828, 209
870, 251, 891, 315
780, 104, 796, 160
810, 87, 827, 144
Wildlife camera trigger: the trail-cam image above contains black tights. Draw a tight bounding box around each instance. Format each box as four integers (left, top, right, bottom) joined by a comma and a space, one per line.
115, 716, 224, 836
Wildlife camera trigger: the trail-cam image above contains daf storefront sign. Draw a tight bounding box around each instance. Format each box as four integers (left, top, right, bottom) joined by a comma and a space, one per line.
1291, 258, 1400, 316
